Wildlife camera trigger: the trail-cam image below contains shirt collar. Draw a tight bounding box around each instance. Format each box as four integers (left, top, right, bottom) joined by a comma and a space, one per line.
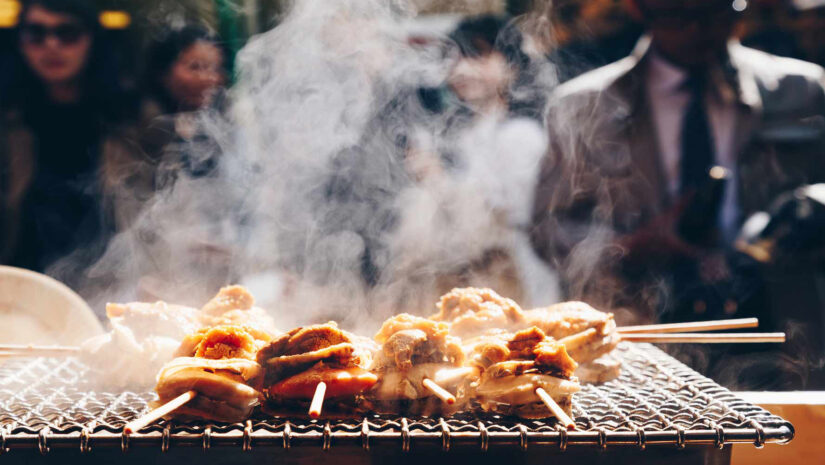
645, 48, 741, 105
646, 51, 688, 94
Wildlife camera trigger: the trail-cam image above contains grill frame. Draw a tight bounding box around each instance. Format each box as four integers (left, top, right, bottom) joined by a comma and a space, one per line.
0, 343, 793, 454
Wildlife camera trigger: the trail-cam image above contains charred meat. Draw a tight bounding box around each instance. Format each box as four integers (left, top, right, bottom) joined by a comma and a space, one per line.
256, 322, 377, 413
469, 327, 580, 419
368, 314, 475, 415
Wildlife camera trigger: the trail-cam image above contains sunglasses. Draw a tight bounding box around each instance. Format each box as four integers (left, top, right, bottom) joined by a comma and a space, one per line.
20, 22, 88, 46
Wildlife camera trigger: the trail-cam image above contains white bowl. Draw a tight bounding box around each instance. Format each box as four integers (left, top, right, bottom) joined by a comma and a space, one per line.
0, 266, 103, 345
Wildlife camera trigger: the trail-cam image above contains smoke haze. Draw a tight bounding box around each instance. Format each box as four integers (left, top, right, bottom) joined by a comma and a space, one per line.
51, 0, 560, 335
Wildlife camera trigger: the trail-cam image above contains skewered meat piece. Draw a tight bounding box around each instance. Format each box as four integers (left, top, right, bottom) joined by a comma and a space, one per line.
198, 285, 280, 335
430, 287, 525, 339
257, 322, 377, 413
524, 301, 621, 366
575, 355, 622, 384
82, 286, 278, 390
81, 301, 202, 389
469, 327, 580, 418
104, 301, 201, 341
153, 324, 269, 422
368, 314, 475, 415
154, 357, 263, 422
432, 288, 621, 382
175, 324, 272, 360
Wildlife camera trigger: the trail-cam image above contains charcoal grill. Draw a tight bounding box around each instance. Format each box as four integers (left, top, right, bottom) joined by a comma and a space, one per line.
0, 343, 793, 464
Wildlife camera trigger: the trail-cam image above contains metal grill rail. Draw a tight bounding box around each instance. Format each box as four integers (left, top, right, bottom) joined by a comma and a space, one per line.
0, 343, 793, 454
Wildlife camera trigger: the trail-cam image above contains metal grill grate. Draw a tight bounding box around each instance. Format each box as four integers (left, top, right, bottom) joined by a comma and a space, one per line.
0, 343, 793, 453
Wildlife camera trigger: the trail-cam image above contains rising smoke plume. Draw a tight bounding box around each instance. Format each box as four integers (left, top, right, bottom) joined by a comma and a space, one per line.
55, 0, 559, 334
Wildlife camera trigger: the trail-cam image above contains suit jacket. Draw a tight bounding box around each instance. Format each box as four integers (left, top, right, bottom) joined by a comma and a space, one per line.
531, 36, 825, 317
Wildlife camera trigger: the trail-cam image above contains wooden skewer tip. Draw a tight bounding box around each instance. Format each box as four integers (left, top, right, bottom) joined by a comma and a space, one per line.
124, 390, 196, 434
559, 328, 598, 348
535, 387, 575, 430
309, 382, 327, 418
422, 378, 456, 405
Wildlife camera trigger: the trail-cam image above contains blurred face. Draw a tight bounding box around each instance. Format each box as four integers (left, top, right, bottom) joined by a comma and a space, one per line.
638, 0, 737, 67
163, 41, 225, 111
448, 50, 512, 108
19, 6, 91, 86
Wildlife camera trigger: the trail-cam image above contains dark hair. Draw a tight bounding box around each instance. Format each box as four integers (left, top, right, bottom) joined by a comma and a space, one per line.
448, 14, 544, 120
143, 26, 225, 113
449, 14, 530, 76
0, 0, 133, 121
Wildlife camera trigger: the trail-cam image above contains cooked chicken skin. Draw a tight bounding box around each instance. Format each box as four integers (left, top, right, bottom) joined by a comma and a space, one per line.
370, 314, 471, 406
266, 363, 378, 400
468, 327, 580, 417
524, 302, 620, 364
469, 327, 578, 379
105, 301, 200, 341
198, 286, 280, 335
431, 287, 525, 339
432, 288, 620, 369
201, 285, 255, 316
176, 324, 271, 360
373, 314, 464, 371
257, 322, 377, 402
154, 357, 263, 422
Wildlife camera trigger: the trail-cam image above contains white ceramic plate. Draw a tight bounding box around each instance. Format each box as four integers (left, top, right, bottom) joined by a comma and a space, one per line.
0, 266, 104, 345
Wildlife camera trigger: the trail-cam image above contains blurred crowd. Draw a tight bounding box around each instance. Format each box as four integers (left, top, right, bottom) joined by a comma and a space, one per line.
2, 0, 825, 388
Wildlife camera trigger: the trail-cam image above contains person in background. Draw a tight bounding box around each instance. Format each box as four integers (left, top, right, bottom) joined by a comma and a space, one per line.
115, 26, 230, 305
447, 14, 547, 121
139, 26, 227, 180
0, 0, 141, 278
547, 0, 644, 83
531, 0, 825, 387
394, 15, 555, 306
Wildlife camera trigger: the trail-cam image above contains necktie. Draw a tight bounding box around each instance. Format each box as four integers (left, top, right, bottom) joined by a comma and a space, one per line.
679, 73, 715, 194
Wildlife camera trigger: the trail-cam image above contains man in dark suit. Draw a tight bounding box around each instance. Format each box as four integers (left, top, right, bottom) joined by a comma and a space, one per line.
531, 0, 825, 327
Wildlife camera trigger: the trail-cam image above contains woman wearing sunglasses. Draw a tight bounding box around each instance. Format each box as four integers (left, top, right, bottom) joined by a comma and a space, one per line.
0, 0, 143, 287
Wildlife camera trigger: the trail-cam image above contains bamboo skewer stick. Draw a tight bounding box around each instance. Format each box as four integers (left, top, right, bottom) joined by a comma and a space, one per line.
618, 318, 759, 334
0, 344, 80, 355
559, 328, 598, 349
0, 350, 78, 358
308, 382, 327, 418
422, 378, 456, 405
124, 390, 197, 434
535, 387, 575, 430
621, 332, 785, 343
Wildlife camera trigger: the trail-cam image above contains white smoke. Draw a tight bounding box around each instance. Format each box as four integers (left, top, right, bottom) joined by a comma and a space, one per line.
76, 0, 559, 334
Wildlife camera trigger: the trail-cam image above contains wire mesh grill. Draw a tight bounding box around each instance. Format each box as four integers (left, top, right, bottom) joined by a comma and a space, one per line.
0, 342, 793, 454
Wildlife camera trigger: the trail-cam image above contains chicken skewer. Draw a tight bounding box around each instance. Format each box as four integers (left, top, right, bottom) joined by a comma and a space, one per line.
256, 322, 378, 418
466, 326, 580, 422
0, 286, 280, 393
365, 314, 476, 416
124, 324, 271, 432
432, 288, 782, 384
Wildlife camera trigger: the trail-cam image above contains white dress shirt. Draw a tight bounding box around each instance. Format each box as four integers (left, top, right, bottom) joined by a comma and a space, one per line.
645, 52, 740, 242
